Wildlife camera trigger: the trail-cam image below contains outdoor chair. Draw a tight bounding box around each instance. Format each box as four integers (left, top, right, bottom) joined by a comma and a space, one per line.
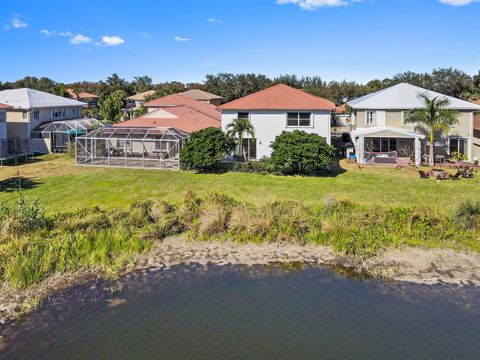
436, 171, 449, 180
451, 172, 462, 180
464, 169, 475, 179
419, 170, 430, 179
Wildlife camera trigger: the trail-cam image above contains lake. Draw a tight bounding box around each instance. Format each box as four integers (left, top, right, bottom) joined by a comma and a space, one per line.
1, 264, 480, 360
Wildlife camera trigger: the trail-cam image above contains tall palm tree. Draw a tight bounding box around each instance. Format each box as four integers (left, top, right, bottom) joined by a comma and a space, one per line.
225, 118, 255, 161
405, 94, 459, 166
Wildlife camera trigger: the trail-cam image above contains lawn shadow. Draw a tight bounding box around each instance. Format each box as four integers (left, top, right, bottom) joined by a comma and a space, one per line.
0, 177, 39, 192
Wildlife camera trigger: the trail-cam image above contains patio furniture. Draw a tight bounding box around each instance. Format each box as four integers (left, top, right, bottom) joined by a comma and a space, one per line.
419, 170, 430, 179
463, 169, 475, 179
451, 172, 462, 181
434, 155, 445, 165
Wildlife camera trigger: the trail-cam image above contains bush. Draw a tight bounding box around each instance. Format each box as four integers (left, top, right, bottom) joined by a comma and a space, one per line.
269, 130, 336, 175
452, 200, 480, 230
181, 127, 235, 172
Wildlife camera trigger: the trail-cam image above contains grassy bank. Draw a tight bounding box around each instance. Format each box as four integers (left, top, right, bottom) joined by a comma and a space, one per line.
1, 154, 480, 213
1, 192, 479, 289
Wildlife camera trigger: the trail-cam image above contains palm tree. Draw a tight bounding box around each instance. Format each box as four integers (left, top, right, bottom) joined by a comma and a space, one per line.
405, 94, 459, 166
225, 118, 255, 161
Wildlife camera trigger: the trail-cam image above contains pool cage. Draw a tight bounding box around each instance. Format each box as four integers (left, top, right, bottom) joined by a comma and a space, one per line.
75, 127, 189, 170
32, 118, 102, 152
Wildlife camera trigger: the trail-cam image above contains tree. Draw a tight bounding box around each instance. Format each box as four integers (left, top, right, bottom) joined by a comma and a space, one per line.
270, 130, 336, 175
404, 94, 459, 166
98, 90, 127, 122
132, 75, 153, 93
225, 118, 255, 161
180, 128, 235, 172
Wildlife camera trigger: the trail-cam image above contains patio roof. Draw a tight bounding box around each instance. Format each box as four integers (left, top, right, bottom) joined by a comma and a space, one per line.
79, 126, 189, 141
32, 118, 102, 134
351, 126, 426, 139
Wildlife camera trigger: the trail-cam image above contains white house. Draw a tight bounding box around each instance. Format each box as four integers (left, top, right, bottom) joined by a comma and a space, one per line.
0, 88, 91, 153
348, 83, 480, 166
219, 84, 335, 160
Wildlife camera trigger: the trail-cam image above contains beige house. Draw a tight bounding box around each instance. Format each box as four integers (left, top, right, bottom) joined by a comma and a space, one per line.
0, 88, 88, 153
126, 90, 156, 108
348, 83, 480, 166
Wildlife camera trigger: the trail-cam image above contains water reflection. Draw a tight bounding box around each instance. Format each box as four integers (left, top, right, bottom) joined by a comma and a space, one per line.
1, 264, 480, 360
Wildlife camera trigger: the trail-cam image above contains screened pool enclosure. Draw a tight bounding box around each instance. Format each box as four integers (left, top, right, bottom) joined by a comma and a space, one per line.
32, 118, 101, 152
75, 127, 189, 170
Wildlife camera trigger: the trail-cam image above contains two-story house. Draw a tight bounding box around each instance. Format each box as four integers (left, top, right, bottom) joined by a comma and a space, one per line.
0, 88, 87, 153
219, 84, 335, 160
348, 83, 480, 166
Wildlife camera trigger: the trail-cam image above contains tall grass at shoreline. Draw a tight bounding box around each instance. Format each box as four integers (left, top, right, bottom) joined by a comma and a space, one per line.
1, 192, 480, 289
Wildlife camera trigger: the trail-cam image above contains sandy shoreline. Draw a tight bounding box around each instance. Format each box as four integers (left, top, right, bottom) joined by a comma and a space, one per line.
1, 237, 480, 327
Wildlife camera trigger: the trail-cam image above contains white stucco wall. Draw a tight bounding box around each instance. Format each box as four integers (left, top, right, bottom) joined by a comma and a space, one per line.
221, 111, 332, 159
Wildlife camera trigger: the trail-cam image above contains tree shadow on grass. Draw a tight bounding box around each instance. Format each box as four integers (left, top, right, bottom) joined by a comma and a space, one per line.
0, 177, 39, 192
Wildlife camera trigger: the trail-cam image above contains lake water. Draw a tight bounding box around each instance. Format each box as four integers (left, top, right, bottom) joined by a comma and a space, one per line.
1, 264, 480, 360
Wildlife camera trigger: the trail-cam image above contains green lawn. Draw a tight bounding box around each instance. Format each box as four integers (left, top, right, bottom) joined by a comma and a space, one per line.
1, 154, 479, 213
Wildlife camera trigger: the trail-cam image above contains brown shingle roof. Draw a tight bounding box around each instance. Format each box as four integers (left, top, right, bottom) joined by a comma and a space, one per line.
126, 90, 156, 101
66, 88, 99, 99
181, 89, 222, 101
218, 84, 335, 111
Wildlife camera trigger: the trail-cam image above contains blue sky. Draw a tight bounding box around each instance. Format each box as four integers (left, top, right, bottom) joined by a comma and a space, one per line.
1, 0, 479, 84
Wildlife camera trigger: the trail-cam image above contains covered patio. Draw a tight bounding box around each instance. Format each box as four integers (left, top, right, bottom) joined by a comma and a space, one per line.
75, 126, 189, 170
351, 126, 425, 166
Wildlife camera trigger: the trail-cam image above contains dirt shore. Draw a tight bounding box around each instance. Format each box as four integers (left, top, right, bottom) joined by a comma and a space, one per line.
1, 237, 480, 327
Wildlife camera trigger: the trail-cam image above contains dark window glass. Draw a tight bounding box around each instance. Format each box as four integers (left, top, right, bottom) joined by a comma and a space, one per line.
238, 112, 249, 121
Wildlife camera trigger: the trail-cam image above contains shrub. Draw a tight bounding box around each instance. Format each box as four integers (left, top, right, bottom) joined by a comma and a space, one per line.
452, 200, 480, 230
269, 130, 336, 175
180, 127, 235, 172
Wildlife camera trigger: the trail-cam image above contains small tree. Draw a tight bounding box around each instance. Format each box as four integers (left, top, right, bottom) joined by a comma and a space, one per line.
405, 94, 459, 166
225, 118, 255, 161
181, 128, 235, 172
270, 130, 336, 175
99, 89, 127, 123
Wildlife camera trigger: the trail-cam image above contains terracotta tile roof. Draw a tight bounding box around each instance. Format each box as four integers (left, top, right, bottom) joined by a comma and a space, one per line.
66, 88, 99, 99
181, 89, 222, 101
218, 84, 336, 111
126, 90, 156, 101
116, 104, 221, 133
144, 93, 220, 120
0, 102, 12, 109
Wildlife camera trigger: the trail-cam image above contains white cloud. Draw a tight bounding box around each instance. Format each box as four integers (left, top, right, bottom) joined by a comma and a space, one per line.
100, 35, 125, 46
277, 0, 362, 9
40, 29, 56, 36
174, 35, 190, 42
4, 13, 28, 30
70, 34, 92, 45
58, 31, 73, 37
438, 0, 480, 5
208, 18, 222, 24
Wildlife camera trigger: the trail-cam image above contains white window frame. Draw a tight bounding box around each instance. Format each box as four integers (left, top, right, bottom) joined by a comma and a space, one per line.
286, 112, 313, 128
448, 137, 468, 155
366, 111, 376, 126
33, 110, 40, 120
51, 108, 66, 120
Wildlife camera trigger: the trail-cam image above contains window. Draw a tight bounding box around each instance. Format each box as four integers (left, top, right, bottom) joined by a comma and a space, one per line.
118, 140, 132, 150
51, 108, 66, 119
155, 141, 169, 151
366, 111, 376, 125
287, 112, 312, 127
33, 110, 39, 120
241, 138, 257, 160
238, 112, 249, 121
0, 111, 5, 123
449, 138, 467, 155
